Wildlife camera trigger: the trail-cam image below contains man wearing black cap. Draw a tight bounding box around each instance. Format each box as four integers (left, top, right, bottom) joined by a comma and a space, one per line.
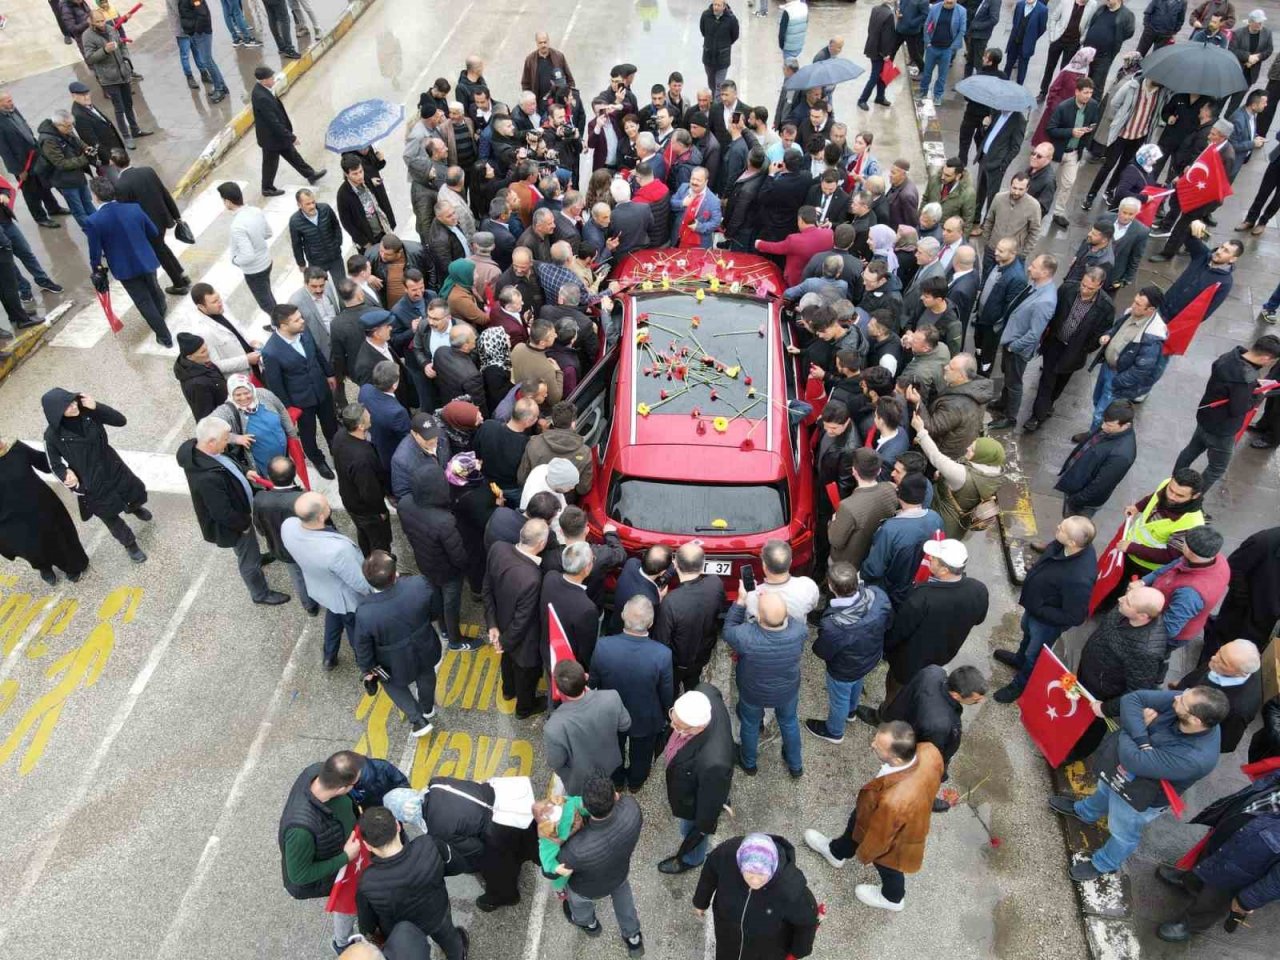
352, 309, 408, 392
68, 82, 124, 164
251, 65, 326, 198
173, 333, 228, 420
390, 412, 450, 502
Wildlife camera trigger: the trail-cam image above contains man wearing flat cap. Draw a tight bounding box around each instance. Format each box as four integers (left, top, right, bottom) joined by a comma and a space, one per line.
173, 332, 228, 420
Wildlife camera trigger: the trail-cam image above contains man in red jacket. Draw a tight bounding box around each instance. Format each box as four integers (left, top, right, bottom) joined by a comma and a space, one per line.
1141, 526, 1231, 648
755, 206, 834, 287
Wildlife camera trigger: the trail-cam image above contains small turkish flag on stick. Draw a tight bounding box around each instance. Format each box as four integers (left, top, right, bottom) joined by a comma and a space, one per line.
1088, 518, 1132, 616
1018, 647, 1097, 767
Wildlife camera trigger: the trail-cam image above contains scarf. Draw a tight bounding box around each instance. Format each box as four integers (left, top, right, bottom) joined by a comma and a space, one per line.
476, 325, 511, 370
663, 730, 695, 766
227, 373, 259, 413
439, 259, 476, 298
868, 224, 898, 272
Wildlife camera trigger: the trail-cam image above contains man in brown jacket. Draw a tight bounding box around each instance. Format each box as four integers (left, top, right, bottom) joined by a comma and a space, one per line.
828, 448, 899, 570
520, 33, 576, 102
510, 319, 564, 405
803, 721, 945, 912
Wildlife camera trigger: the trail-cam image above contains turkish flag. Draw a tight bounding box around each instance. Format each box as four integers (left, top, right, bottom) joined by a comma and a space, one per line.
1175, 143, 1233, 214
1088, 519, 1132, 616
914, 528, 945, 585
1161, 283, 1221, 357
1018, 646, 1097, 767
880, 59, 902, 86
1135, 186, 1174, 228
325, 825, 369, 915
546, 603, 578, 703
285, 408, 312, 490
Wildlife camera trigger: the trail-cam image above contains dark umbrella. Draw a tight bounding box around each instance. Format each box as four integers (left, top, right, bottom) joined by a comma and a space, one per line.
1140, 41, 1247, 97
954, 75, 1037, 113
783, 57, 865, 91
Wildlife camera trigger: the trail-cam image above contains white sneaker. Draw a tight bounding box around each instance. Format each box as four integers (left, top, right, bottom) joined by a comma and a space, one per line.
411, 719, 434, 737
856, 883, 905, 911
803, 829, 846, 869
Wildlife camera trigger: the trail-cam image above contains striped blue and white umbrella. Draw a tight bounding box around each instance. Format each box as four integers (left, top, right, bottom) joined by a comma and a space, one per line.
325, 99, 406, 153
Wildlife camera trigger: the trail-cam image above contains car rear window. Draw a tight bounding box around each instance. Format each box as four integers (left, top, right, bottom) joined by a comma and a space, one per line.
631, 293, 769, 416
610, 477, 786, 535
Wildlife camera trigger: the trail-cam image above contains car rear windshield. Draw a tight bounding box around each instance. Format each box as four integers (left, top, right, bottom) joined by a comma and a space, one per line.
610, 477, 787, 535
632, 293, 769, 416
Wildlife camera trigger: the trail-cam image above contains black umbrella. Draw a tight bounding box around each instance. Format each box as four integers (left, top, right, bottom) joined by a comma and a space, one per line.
954, 75, 1036, 113
1140, 41, 1247, 97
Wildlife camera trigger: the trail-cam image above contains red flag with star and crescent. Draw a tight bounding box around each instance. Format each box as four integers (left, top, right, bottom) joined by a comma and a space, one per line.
1135, 186, 1173, 227
1161, 283, 1221, 357
1088, 518, 1132, 616
325, 825, 370, 915
1018, 647, 1097, 768
1175, 142, 1233, 214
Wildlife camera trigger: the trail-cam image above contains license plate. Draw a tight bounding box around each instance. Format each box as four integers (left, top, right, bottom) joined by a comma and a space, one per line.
703, 560, 733, 576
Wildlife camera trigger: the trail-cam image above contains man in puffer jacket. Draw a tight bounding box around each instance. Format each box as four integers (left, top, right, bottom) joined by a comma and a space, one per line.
724, 591, 808, 777
806, 562, 893, 744
779, 1, 810, 59
1140, 0, 1186, 53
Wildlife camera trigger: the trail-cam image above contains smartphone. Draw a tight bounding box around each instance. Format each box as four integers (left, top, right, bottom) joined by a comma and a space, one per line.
741, 566, 756, 593
732, 111, 744, 124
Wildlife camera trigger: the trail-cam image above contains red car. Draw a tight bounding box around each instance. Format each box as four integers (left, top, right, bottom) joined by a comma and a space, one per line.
570, 249, 816, 591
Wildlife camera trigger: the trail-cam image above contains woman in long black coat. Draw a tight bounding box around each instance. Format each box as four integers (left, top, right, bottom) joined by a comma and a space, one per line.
0, 439, 89, 584
40, 388, 149, 563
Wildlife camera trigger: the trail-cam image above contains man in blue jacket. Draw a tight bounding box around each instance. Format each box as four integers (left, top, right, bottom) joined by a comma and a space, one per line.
1138, 0, 1186, 54
1050, 687, 1228, 881
1077, 286, 1167, 435
1004, 0, 1050, 84
992, 515, 1098, 702
920, 0, 968, 102
84, 177, 172, 347
896, 0, 931, 76
972, 237, 1028, 374
1053, 400, 1137, 516
805, 561, 893, 743
724, 590, 808, 778
989, 252, 1059, 430
261, 302, 338, 479
861, 473, 945, 605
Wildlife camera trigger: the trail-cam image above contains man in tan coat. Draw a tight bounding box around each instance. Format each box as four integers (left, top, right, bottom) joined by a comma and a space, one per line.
802, 721, 945, 911
828, 448, 899, 570
510, 318, 564, 405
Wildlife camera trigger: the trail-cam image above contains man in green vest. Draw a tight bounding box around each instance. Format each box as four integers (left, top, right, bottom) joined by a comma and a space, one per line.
1098, 468, 1205, 609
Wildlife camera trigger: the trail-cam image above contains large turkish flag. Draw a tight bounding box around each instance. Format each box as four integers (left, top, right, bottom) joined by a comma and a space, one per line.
546, 603, 578, 703
1175, 143, 1233, 214
1018, 646, 1097, 767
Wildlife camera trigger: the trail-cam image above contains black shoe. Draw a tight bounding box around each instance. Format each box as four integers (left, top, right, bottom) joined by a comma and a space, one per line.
126, 544, 147, 563
186, 74, 200, 89
307, 168, 328, 184
36, 218, 60, 229
1250, 437, 1278, 449
165, 284, 191, 296
515, 696, 548, 719
282, 50, 302, 60
39, 568, 57, 586
562, 898, 602, 936
157, 335, 174, 349
1080, 194, 1095, 210
658, 856, 699, 875
736, 751, 758, 776
1156, 864, 1190, 889
992, 683, 1024, 704
1070, 431, 1091, 443
1022, 418, 1041, 433
853, 704, 881, 726
1204, 215, 1218, 227
131, 506, 153, 522
209, 90, 228, 104
260, 551, 277, 567
874, 98, 892, 106
475, 893, 518, 912
1148, 253, 1173, 263
987, 417, 1016, 430
133, 130, 153, 138
15, 315, 44, 329
932, 797, 952, 813
857, 100, 870, 111
804, 718, 844, 743
50, 207, 71, 216
313, 461, 335, 480
1156, 922, 1192, 943
254, 591, 290, 605
36, 278, 64, 292
67, 567, 85, 582
789, 766, 804, 780
1070, 860, 1107, 882
1048, 795, 1085, 822
624, 932, 645, 956
1052, 214, 1069, 228
262, 187, 285, 197
992, 649, 1023, 668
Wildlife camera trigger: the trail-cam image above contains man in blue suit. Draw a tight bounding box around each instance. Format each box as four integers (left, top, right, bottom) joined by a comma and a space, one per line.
84, 177, 172, 347
1003, 0, 1049, 85
358, 361, 412, 470
590, 595, 675, 792
261, 302, 338, 479
669, 168, 723, 248
990, 253, 1060, 430
972, 237, 1028, 375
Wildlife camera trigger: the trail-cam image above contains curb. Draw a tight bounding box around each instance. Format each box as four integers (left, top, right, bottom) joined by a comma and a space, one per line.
0, 301, 75, 386
171, 0, 382, 201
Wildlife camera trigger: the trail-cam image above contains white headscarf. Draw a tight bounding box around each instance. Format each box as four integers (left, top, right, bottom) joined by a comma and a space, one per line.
869, 224, 899, 273
227, 373, 259, 413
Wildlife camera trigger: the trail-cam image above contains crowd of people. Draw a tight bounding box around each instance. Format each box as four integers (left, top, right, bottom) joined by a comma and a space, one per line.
2, 1, 1280, 958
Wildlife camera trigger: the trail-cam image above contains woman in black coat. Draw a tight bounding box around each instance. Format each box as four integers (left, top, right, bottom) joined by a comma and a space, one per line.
41, 388, 148, 562
693, 834, 820, 960
0, 439, 89, 584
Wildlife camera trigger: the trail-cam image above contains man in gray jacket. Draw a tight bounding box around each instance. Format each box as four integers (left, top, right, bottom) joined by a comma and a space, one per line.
989, 253, 1060, 430
282, 492, 372, 670
82, 9, 149, 149
543, 660, 631, 795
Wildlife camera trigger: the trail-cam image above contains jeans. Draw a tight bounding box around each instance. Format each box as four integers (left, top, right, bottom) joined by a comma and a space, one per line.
997, 348, 1029, 421
677, 817, 710, 866
614, 732, 658, 790
283, 560, 317, 614
1039, 38, 1080, 96
1011, 613, 1065, 690
0, 223, 53, 298
737, 694, 802, 772
190, 31, 228, 94
120, 272, 172, 342
859, 67, 888, 106
1074, 780, 1166, 873
1174, 424, 1236, 492
220, 0, 255, 41
262, 0, 297, 53
323, 609, 356, 662
102, 83, 141, 138
232, 529, 270, 601
920, 46, 954, 100
243, 266, 277, 314
296, 400, 338, 467
176, 34, 195, 77
430, 576, 463, 645
0, 246, 28, 330
382, 662, 441, 725
59, 184, 96, 231
825, 672, 864, 737
1089, 364, 1116, 430
565, 880, 641, 939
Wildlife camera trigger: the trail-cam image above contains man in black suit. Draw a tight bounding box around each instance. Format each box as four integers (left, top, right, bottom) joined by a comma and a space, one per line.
260, 303, 338, 479
973, 110, 1027, 222
806, 170, 851, 228
433, 324, 488, 415
947, 245, 981, 345
708, 80, 750, 149
250, 65, 326, 197
610, 193, 655, 256
484, 518, 550, 718
542, 541, 603, 676
68, 81, 124, 163
755, 151, 812, 242
109, 149, 191, 295
1024, 268, 1115, 432
252, 455, 319, 615
480, 196, 519, 270
329, 280, 372, 397
1098, 199, 1150, 293
651, 543, 726, 694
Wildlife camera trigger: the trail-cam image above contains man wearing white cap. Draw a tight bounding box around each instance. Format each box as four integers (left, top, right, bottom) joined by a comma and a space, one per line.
1226, 11, 1273, 116
658, 685, 735, 874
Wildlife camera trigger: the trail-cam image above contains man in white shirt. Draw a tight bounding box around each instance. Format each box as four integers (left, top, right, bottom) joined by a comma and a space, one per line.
220, 181, 276, 315
744, 539, 821, 621
654, 106, 676, 147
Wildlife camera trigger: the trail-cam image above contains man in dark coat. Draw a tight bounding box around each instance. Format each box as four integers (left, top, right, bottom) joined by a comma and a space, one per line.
1201, 526, 1280, 660
607, 548, 671, 634
541, 542, 602, 671
261, 303, 338, 480
651, 543, 726, 694
173, 333, 227, 421
658, 685, 735, 874
330, 405, 392, 557
864, 665, 987, 779
1172, 639, 1263, 753
354, 553, 442, 738
41, 388, 150, 563
993, 516, 1099, 702
974, 110, 1028, 219
399, 467, 471, 651
69, 81, 124, 164
355, 806, 466, 959
859, 0, 899, 108
289, 189, 346, 289
250, 65, 326, 196
252, 456, 318, 615
176, 415, 288, 604
591, 595, 675, 792
1053, 400, 1137, 516
110, 150, 191, 294
699, 1, 740, 92
1025, 270, 1116, 431
755, 152, 813, 242
483, 518, 549, 717
432, 324, 488, 414
0, 91, 67, 226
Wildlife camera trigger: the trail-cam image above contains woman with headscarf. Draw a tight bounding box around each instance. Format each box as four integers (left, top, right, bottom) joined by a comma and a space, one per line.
475, 325, 514, 415
211, 373, 298, 476
910, 411, 1008, 539
1111, 143, 1163, 207
1084, 65, 1160, 208
0, 437, 89, 585
1033, 46, 1096, 145
440, 399, 483, 453
439, 259, 488, 329
692, 832, 820, 960
444, 451, 497, 595
868, 223, 900, 282
41, 388, 149, 564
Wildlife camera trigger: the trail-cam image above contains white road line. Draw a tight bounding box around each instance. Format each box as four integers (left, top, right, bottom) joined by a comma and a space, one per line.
0, 562, 211, 949
519, 869, 551, 960
561, 0, 586, 43
154, 622, 313, 960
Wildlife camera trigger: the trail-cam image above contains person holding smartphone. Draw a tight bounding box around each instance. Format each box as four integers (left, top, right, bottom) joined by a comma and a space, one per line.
1045, 75, 1101, 227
